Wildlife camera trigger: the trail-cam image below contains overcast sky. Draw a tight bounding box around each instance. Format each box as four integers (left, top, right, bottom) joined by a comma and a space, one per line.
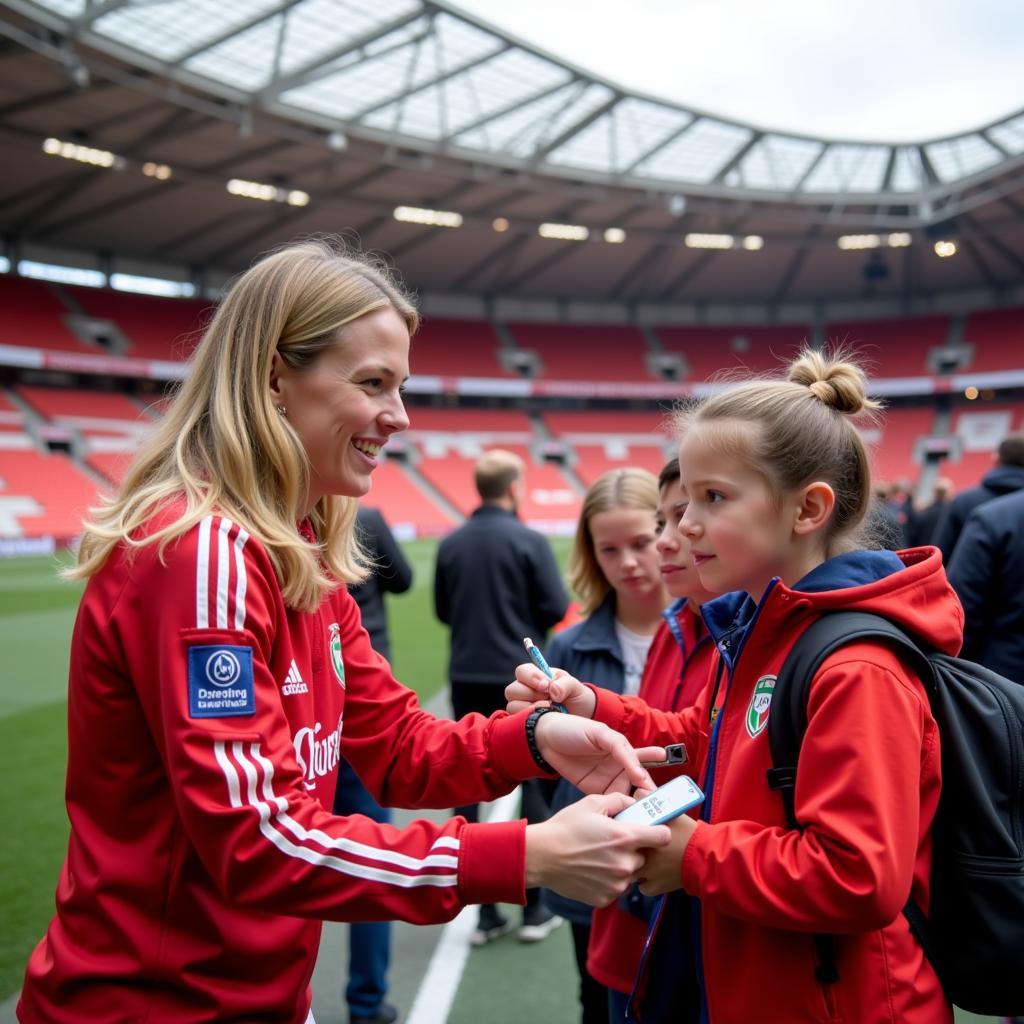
455, 0, 1024, 142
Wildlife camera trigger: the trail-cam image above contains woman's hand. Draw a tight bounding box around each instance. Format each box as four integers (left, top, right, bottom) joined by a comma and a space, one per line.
636, 813, 700, 897
525, 793, 672, 906
533, 710, 665, 795
505, 664, 596, 718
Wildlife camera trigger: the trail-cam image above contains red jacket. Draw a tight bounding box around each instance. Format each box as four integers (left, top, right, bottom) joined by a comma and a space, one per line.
591, 548, 959, 1023
19, 511, 535, 1024
587, 601, 715, 995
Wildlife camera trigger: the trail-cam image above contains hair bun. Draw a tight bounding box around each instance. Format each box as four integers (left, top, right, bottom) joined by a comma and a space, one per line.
788, 349, 878, 415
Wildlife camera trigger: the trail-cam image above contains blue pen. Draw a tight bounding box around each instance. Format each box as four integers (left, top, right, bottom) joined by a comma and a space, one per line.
522, 637, 567, 713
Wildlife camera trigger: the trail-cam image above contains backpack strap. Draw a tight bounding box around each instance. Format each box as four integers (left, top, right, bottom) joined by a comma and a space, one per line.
767, 611, 935, 986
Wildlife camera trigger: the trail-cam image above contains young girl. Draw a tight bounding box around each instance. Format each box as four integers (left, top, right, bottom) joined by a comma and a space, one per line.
545, 467, 669, 1024
587, 458, 720, 1024
509, 350, 959, 1023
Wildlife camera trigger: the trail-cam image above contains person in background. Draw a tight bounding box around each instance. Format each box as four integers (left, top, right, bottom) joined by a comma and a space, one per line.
18, 239, 671, 1024
947, 487, 1024, 685
934, 433, 1024, 560
543, 467, 669, 1024
434, 448, 569, 946
589, 458, 719, 1024
906, 476, 953, 548
333, 505, 413, 1024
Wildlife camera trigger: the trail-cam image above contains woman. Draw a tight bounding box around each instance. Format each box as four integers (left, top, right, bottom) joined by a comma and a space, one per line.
545, 467, 669, 1024
18, 239, 670, 1024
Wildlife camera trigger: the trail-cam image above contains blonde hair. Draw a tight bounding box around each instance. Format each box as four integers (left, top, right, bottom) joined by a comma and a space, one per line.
474, 448, 524, 501
675, 348, 882, 555
567, 467, 660, 615
69, 237, 418, 612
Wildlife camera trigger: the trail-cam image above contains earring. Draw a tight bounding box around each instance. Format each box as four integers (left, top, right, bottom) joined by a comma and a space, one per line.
277, 405, 287, 417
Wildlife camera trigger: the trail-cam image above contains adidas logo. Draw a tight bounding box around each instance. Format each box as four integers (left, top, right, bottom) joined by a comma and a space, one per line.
282, 659, 309, 696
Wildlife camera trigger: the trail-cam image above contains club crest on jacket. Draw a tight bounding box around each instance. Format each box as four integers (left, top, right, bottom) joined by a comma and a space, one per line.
746, 675, 776, 738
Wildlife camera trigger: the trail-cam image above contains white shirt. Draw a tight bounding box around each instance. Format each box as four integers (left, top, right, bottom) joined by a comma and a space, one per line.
614, 620, 656, 697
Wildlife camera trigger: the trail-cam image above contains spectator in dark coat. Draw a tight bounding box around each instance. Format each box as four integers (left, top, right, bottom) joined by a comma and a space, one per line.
434, 448, 568, 947
906, 477, 954, 548
334, 505, 412, 1024
947, 488, 1024, 685
934, 433, 1024, 561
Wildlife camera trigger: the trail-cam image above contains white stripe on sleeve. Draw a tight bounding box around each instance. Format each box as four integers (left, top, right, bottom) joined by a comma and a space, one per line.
196, 515, 212, 629
233, 526, 250, 631
216, 517, 231, 629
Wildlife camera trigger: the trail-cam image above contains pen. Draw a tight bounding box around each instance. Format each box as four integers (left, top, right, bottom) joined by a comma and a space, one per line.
522, 637, 567, 713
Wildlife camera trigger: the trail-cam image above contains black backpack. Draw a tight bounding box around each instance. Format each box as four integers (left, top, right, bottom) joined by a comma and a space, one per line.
767, 611, 1024, 1016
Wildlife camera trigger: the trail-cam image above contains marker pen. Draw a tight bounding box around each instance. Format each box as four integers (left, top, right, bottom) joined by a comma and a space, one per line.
522, 637, 567, 713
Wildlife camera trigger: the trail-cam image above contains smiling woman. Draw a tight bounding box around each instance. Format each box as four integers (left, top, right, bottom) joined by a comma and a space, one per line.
17, 238, 673, 1024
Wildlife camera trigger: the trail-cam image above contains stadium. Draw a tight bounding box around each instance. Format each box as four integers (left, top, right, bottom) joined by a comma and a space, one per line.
0, 1, 1021, 1022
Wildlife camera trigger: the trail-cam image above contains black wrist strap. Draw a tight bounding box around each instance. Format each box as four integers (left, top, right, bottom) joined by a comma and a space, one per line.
524, 706, 562, 774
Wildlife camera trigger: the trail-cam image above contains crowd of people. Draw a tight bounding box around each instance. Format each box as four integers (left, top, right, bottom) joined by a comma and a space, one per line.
15, 237, 1023, 1024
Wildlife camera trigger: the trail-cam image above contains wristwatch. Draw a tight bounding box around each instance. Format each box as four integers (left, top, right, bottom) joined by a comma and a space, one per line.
524, 705, 565, 774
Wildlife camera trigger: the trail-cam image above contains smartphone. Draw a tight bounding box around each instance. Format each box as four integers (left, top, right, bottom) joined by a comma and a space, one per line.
614, 775, 704, 826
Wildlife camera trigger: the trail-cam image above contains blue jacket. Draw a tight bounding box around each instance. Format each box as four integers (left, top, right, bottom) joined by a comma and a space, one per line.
544, 592, 626, 924
947, 488, 1024, 683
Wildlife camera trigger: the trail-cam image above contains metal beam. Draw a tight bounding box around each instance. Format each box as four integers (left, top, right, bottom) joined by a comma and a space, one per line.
172, 0, 303, 65
609, 240, 668, 300
619, 116, 696, 176
438, 78, 571, 145
258, 8, 426, 103
502, 238, 582, 292
453, 232, 527, 291
347, 42, 509, 122
710, 131, 762, 185
71, 0, 134, 32
772, 226, 821, 305
531, 93, 621, 162
0, 84, 78, 119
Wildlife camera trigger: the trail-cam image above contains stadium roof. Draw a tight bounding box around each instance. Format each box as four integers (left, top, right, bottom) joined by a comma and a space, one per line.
1, 0, 1023, 309
10, 0, 1024, 199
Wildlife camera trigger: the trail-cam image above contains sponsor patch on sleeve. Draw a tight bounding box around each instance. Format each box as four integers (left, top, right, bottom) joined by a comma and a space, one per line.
188, 644, 255, 718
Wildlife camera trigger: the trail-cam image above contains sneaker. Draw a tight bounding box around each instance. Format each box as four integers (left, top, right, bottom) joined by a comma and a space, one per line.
350, 1002, 399, 1024
470, 905, 513, 946
517, 908, 564, 943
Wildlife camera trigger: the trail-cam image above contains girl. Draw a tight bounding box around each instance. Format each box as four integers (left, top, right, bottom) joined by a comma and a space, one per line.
587, 457, 720, 1024
545, 467, 670, 1023
509, 350, 959, 1023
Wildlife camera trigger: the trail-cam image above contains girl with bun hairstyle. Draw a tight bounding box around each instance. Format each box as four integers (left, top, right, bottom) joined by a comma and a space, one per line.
508, 349, 959, 1023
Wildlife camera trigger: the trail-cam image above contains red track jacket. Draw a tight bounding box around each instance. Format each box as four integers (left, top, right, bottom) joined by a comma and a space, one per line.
590, 548, 959, 1023
19, 512, 535, 1023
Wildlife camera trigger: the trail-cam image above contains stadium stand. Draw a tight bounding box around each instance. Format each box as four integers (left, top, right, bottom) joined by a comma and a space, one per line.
411, 318, 511, 377
961, 307, 1024, 372
824, 316, 952, 377
505, 323, 654, 381
407, 407, 533, 435
859, 407, 937, 485
63, 287, 209, 361
361, 458, 455, 537
0, 440, 104, 539
654, 324, 810, 382
0, 276, 89, 353
15, 386, 153, 434
943, 404, 1024, 490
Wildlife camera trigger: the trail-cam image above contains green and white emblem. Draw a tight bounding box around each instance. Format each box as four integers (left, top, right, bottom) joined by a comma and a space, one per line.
745, 675, 776, 738
329, 622, 345, 687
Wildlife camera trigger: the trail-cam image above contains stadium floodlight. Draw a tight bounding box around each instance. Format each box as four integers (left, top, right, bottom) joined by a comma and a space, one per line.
934, 240, 958, 258
226, 179, 310, 207
142, 162, 172, 181
42, 136, 121, 169
393, 206, 463, 228
741, 235, 764, 250
685, 233, 734, 249
837, 234, 881, 250
492, 217, 510, 232
603, 227, 626, 244
18, 259, 105, 288
964, 386, 979, 400
668, 194, 687, 216
110, 273, 196, 298
887, 232, 912, 247
0, 256, 9, 274
539, 222, 589, 241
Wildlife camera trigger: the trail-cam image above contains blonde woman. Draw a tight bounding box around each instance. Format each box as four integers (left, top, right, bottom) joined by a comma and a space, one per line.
18, 240, 670, 1024
544, 467, 669, 1024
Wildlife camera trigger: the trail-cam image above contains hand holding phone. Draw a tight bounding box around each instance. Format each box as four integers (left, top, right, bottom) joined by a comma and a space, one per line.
614, 775, 704, 826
